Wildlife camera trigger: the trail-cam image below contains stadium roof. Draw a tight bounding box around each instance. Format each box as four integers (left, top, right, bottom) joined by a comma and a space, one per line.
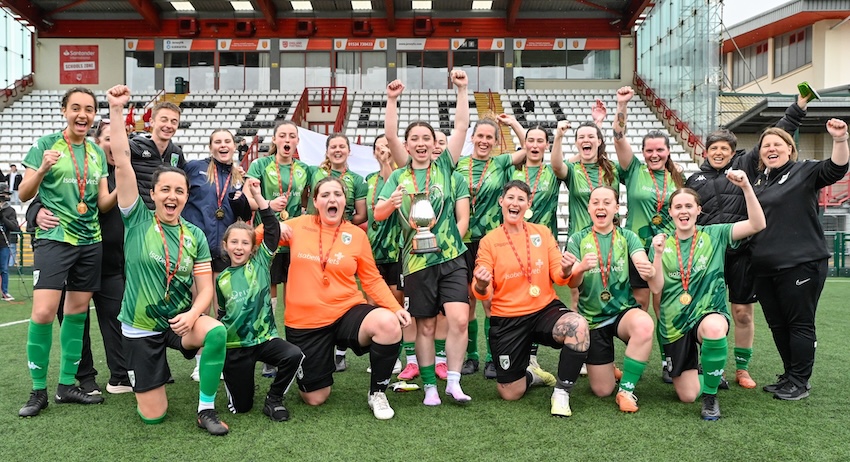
720, 89, 850, 134
2, 0, 653, 33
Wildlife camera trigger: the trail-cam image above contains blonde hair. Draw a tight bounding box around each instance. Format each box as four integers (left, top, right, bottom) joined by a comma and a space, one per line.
758, 127, 798, 171
320, 133, 350, 173
206, 129, 244, 186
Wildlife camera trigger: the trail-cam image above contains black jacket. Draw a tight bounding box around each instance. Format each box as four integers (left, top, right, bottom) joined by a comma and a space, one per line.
686, 102, 807, 226
0, 203, 20, 245
130, 134, 186, 210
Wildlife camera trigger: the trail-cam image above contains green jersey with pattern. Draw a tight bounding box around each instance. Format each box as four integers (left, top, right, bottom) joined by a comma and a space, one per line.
650, 224, 737, 343
22, 132, 108, 245
366, 171, 401, 264
617, 160, 675, 250
455, 154, 513, 242
508, 164, 561, 238
308, 168, 367, 220
216, 242, 277, 349
118, 199, 211, 332
247, 157, 313, 252
379, 150, 468, 275
567, 228, 643, 329
564, 161, 620, 236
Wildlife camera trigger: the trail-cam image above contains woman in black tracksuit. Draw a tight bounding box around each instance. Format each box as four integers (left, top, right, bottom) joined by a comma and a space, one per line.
737, 118, 848, 401
685, 96, 808, 389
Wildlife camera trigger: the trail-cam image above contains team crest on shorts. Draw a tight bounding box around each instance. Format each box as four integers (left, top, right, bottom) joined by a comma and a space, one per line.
32, 270, 39, 286
403, 297, 410, 310
499, 355, 510, 370
530, 235, 541, 247
341, 232, 352, 245
127, 370, 136, 387
296, 365, 304, 379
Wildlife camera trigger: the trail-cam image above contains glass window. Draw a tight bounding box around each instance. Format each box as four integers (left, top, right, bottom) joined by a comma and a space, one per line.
454, 51, 503, 91
0, 9, 33, 88
164, 52, 189, 92
220, 52, 270, 91
731, 41, 768, 89
566, 49, 620, 79
397, 51, 449, 89
774, 27, 812, 77
336, 52, 387, 90
125, 51, 155, 93
280, 52, 331, 90
513, 50, 566, 79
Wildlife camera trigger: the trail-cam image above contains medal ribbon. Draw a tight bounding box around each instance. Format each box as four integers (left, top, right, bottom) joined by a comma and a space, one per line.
675, 231, 699, 296
212, 162, 233, 209
155, 216, 185, 298
62, 131, 89, 207
502, 223, 533, 286
407, 162, 432, 195
524, 164, 544, 206
318, 220, 343, 273
579, 163, 601, 190
468, 157, 492, 211
591, 229, 616, 290
648, 167, 668, 216
275, 161, 295, 208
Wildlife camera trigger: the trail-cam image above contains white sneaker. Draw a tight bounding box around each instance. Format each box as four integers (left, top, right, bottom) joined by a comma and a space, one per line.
527, 364, 556, 387
368, 392, 395, 420
366, 359, 403, 374
580, 363, 588, 376
190, 365, 200, 382
551, 389, 572, 417
529, 355, 540, 369
106, 383, 133, 394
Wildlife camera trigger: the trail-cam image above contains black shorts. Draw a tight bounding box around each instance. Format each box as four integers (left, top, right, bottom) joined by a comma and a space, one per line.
401, 255, 468, 318
725, 250, 757, 304
586, 308, 638, 365
463, 240, 481, 284
663, 313, 729, 378
489, 299, 572, 384
377, 261, 401, 287
211, 255, 229, 274
223, 338, 304, 413
33, 240, 102, 292
628, 258, 649, 289
284, 304, 375, 393
124, 330, 199, 393
271, 252, 291, 285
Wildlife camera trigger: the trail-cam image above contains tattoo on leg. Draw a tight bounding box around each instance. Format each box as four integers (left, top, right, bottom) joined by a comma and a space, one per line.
552, 314, 590, 351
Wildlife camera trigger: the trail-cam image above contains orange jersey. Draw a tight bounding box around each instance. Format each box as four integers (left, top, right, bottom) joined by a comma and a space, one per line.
475, 222, 569, 317
281, 215, 402, 329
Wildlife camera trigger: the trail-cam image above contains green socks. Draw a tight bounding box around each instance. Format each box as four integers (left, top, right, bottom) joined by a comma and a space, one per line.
655, 322, 666, 362
734, 347, 753, 371
701, 337, 728, 395
199, 325, 226, 407
434, 339, 447, 361
618, 355, 648, 393
402, 341, 416, 360
484, 317, 492, 362
466, 319, 479, 360
59, 312, 87, 386
420, 364, 437, 386
27, 320, 52, 390
138, 407, 166, 424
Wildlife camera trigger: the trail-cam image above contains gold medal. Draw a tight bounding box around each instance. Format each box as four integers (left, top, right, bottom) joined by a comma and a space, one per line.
371, 221, 379, 231
524, 209, 533, 220
600, 290, 612, 302
77, 202, 88, 214
529, 285, 540, 297
679, 292, 692, 305
215, 208, 225, 220
279, 210, 289, 221
164, 291, 170, 302
322, 275, 330, 286
651, 214, 662, 226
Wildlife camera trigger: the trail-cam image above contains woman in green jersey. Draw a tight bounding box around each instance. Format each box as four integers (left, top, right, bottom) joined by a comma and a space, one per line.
108, 85, 230, 436
647, 170, 765, 421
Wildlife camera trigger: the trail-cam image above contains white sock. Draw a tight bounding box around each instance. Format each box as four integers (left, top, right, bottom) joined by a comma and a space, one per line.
198, 401, 215, 412
195, 355, 201, 366
435, 356, 447, 365
406, 355, 418, 365
446, 371, 461, 388
335, 349, 346, 356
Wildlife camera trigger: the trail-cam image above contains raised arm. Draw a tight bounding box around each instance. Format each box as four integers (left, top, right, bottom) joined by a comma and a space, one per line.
385, 80, 409, 168
106, 85, 140, 209
612, 86, 636, 170
827, 118, 849, 167
727, 169, 766, 241
647, 234, 666, 294
591, 99, 607, 129
550, 120, 570, 179
447, 69, 469, 165
497, 113, 527, 165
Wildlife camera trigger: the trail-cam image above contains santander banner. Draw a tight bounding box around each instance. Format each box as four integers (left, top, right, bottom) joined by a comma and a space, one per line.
59, 45, 98, 85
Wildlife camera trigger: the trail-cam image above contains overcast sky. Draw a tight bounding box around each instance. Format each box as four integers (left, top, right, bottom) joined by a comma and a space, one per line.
722, 0, 791, 26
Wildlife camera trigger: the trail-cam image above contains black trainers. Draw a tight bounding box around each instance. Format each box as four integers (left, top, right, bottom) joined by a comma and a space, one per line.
662, 366, 673, 384
718, 375, 730, 390
79, 378, 102, 396
55, 384, 104, 405
461, 358, 479, 375
762, 374, 789, 393
19, 389, 48, 417
197, 409, 230, 435
773, 380, 810, 401
483, 360, 497, 380
334, 354, 347, 372
701, 394, 721, 421
263, 395, 290, 422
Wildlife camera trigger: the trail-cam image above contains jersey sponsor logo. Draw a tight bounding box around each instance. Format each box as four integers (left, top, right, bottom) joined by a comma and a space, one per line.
499, 355, 510, 370
296, 252, 321, 262
63, 177, 99, 185
535, 259, 544, 268
341, 232, 352, 245
530, 234, 541, 247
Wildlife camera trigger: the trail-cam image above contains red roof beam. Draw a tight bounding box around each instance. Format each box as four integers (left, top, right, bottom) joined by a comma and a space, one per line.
254, 0, 278, 31
384, 0, 395, 31
127, 0, 161, 30
506, 0, 522, 31
1, 0, 49, 30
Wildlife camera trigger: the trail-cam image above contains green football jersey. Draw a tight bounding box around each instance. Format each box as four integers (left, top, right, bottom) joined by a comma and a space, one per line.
366, 171, 401, 265
564, 161, 620, 236
216, 242, 277, 349
308, 168, 367, 220
617, 160, 675, 250
650, 224, 737, 343
246, 157, 313, 222
118, 199, 211, 332
22, 132, 108, 245
379, 150, 468, 276
508, 164, 561, 238
455, 153, 513, 241
567, 228, 643, 328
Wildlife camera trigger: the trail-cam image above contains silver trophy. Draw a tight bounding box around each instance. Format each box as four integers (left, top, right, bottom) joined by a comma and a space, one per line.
399, 191, 443, 254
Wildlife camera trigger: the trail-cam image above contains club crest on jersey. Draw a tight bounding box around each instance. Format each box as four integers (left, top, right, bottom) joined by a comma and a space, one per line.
499, 355, 510, 370
778, 173, 790, 184
531, 234, 542, 247
170, 154, 179, 167
141, 150, 152, 158
341, 232, 352, 245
